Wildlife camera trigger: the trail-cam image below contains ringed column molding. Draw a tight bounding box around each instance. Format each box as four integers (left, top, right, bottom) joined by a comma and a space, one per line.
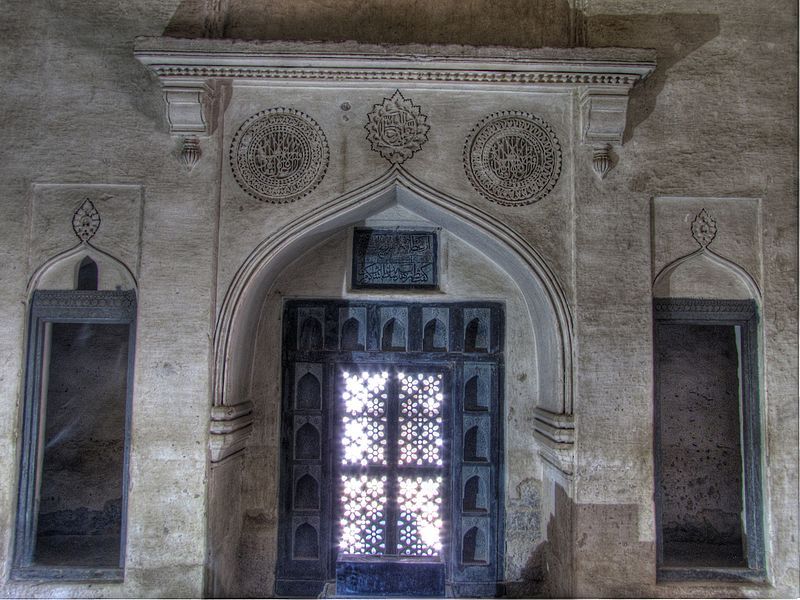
135, 37, 655, 179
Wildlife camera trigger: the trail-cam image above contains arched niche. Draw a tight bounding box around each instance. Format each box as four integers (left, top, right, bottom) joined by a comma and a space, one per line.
214, 169, 572, 414
208, 168, 574, 595
28, 244, 137, 293
653, 249, 761, 301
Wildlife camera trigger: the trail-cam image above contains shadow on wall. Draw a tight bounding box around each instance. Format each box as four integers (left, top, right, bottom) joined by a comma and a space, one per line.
586, 13, 721, 143
509, 483, 574, 599
164, 0, 577, 47
162, 2, 719, 147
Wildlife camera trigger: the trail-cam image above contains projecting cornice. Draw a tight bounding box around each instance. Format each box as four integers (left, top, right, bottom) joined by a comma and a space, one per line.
134, 37, 656, 176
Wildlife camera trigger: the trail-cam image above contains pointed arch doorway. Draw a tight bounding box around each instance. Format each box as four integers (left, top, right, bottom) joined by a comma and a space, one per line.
206, 169, 574, 597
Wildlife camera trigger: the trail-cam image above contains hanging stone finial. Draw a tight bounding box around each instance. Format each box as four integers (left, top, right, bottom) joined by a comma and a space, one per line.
180, 136, 201, 170
591, 144, 612, 180
691, 208, 717, 248
72, 198, 101, 243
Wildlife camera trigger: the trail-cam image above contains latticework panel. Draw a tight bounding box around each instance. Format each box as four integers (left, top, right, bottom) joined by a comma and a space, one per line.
340, 371, 388, 466
339, 475, 388, 556
398, 372, 444, 466
397, 476, 444, 556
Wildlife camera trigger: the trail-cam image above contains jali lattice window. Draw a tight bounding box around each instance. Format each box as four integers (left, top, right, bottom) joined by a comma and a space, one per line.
276, 301, 504, 598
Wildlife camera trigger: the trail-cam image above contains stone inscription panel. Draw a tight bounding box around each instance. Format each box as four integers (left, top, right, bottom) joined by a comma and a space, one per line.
352, 229, 437, 289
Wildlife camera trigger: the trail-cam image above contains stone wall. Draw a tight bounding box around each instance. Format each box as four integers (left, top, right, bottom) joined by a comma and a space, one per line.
0, 0, 795, 597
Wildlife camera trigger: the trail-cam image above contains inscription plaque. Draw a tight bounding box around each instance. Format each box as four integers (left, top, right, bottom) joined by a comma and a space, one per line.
352, 229, 437, 289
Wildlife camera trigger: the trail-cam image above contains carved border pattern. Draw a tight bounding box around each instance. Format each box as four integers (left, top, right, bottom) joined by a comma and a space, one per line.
464, 111, 562, 206
147, 66, 643, 88
230, 108, 329, 203
31, 290, 138, 319
653, 298, 756, 317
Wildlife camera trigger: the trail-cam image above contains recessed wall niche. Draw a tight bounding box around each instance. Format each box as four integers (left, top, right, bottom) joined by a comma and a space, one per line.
653, 298, 765, 581
13, 289, 136, 580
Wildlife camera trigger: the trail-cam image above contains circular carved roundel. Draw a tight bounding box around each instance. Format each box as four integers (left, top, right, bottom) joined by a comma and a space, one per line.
464, 111, 562, 206
230, 108, 329, 204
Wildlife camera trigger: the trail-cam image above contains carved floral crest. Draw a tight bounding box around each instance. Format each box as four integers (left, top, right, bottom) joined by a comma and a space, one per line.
365, 90, 430, 164
691, 208, 717, 248
72, 199, 101, 243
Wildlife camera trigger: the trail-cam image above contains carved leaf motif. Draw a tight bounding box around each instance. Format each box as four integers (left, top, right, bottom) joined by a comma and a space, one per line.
691, 208, 717, 248
72, 199, 101, 243
365, 90, 430, 164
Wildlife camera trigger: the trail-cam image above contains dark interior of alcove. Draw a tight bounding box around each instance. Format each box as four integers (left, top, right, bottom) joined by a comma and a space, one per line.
656, 323, 746, 568
34, 322, 129, 568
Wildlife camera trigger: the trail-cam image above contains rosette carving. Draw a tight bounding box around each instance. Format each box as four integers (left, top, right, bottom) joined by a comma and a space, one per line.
464, 111, 562, 206
230, 108, 329, 203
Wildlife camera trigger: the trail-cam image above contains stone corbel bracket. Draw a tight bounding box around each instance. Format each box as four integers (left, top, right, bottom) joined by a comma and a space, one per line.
161, 78, 227, 170
533, 407, 575, 476
579, 86, 634, 179
209, 401, 254, 463
135, 37, 655, 178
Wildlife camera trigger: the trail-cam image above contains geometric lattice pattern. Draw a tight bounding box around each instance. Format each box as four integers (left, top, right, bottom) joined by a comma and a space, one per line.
337, 369, 445, 559
397, 476, 444, 556
339, 475, 387, 556
341, 371, 388, 466
398, 373, 444, 466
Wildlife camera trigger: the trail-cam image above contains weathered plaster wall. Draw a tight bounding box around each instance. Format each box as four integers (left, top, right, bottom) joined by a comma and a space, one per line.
0, 0, 795, 598
569, 1, 797, 597
0, 1, 217, 596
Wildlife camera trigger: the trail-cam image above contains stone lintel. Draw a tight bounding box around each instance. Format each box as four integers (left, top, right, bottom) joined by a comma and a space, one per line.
134, 37, 655, 176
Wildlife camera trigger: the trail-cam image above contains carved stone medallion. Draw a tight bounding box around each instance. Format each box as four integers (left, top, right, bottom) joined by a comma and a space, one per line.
365, 90, 429, 164
464, 111, 562, 206
230, 108, 329, 203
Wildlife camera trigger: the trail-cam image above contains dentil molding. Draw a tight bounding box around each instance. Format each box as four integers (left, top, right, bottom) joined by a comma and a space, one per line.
135, 37, 655, 178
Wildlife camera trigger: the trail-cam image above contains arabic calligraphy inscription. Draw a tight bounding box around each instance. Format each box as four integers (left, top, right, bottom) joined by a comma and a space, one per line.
352, 229, 438, 289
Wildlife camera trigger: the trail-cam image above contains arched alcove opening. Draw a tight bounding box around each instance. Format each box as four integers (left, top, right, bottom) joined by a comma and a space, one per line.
77, 257, 99, 290
28, 244, 137, 293
206, 169, 574, 597
653, 249, 761, 301
340, 317, 362, 351
652, 248, 765, 579
14, 244, 137, 581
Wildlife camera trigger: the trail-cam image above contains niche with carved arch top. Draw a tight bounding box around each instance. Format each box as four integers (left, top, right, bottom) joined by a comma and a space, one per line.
13, 243, 137, 581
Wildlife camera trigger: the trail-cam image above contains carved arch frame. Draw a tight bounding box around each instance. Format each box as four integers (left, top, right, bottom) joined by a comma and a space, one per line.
205, 167, 577, 593
210, 166, 574, 414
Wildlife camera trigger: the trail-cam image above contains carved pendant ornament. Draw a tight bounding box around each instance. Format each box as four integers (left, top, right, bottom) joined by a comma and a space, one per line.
72, 199, 101, 243
464, 111, 562, 206
365, 90, 430, 164
230, 108, 329, 203
691, 208, 718, 248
